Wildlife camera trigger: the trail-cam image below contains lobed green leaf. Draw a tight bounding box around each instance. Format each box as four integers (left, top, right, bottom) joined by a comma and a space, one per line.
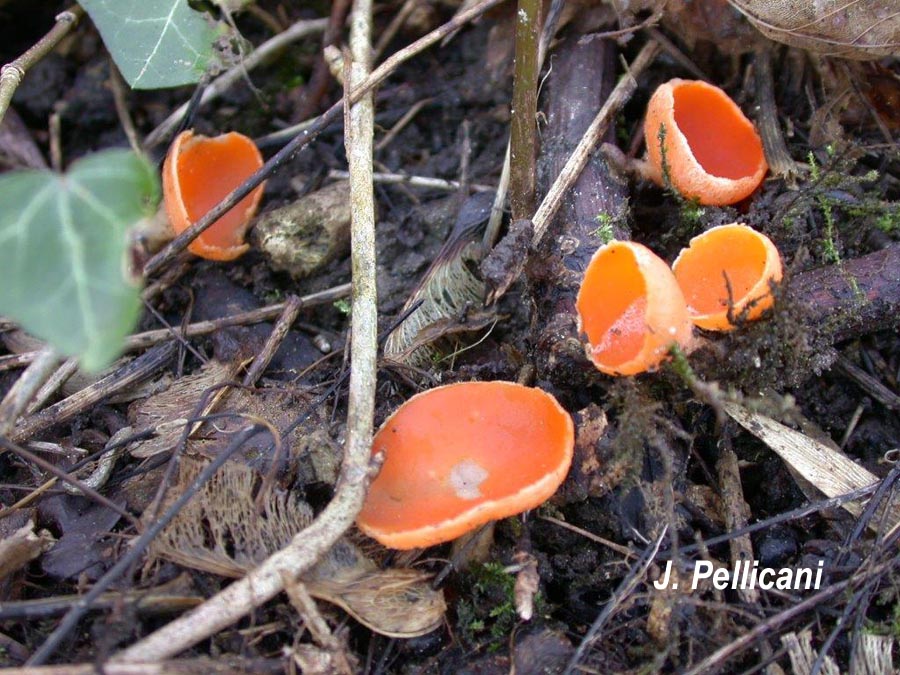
79, 0, 225, 89
0, 150, 159, 371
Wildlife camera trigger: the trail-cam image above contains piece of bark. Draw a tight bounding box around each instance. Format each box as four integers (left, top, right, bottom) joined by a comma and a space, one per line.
528, 36, 629, 387
788, 242, 900, 344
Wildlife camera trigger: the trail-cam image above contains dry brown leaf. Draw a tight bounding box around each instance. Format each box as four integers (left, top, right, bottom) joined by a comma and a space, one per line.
729, 0, 900, 60
127, 360, 239, 458
723, 402, 900, 531
150, 459, 446, 638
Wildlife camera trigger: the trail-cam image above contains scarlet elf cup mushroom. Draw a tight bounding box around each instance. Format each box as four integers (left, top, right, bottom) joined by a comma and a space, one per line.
643, 79, 768, 206
672, 223, 783, 331
576, 241, 694, 376
356, 381, 574, 550
162, 130, 266, 261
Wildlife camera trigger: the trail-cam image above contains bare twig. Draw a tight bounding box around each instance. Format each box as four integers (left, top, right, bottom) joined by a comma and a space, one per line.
110, 0, 381, 662
26, 358, 78, 415
0, 348, 61, 435
532, 40, 659, 246
109, 60, 142, 155
328, 169, 493, 192
754, 45, 802, 185
716, 432, 759, 604
242, 295, 304, 387
0, 7, 83, 126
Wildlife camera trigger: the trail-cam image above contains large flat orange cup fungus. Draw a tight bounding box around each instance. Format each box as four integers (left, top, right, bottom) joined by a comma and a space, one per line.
356, 382, 574, 550
672, 223, 783, 331
163, 130, 265, 261
644, 79, 767, 206
576, 241, 694, 376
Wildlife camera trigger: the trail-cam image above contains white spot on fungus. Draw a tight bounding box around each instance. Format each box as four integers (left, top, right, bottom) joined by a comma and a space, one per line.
449, 460, 489, 500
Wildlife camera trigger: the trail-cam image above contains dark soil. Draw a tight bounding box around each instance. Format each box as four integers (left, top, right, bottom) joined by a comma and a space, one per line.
1, 0, 898, 673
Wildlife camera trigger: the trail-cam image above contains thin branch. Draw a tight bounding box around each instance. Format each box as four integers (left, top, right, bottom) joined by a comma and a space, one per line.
532, 41, 659, 246
328, 169, 493, 192
0, 7, 83, 126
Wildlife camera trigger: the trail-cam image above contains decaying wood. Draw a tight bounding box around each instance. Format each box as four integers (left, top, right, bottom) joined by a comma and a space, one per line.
527, 36, 632, 387
788, 242, 900, 344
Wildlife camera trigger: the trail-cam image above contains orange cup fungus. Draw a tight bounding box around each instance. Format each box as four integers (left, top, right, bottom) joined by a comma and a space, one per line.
356, 381, 574, 550
163, 129, 265, 261
576, 241, 694, 376
672, 223, 782, 331
644, 79, 767, 206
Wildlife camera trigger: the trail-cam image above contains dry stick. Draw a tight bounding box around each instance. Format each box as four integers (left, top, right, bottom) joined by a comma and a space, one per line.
109, 60, 142, 155
374, 97, 432, 152
716, 432, 759, 604
0, 348, 61, 435
143, 0, 505, 280
9, 342, 177, 444
0, 7, 83, 126
483, 0, 563, 249
754, 45, 801, 184
142, 17, 329, 150
26, 358, 78, 415
328, 169, 493, 192
508, 0, 542, 220
532, 40, 659, 247
112, 0, 382, 663
242, 295, 304, 387
0, 283, 351, 372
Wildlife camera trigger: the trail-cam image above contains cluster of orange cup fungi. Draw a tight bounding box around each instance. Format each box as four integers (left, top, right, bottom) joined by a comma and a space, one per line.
162, 130, 265, 261
356, 80, 780, 550
574, 79, 780, 376
576, 225, 782, 376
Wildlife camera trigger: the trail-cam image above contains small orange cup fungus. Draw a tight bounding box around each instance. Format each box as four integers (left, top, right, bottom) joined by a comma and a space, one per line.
644, 79, 767, 206
163, 129, 265, 261
576, 241, 694, 376
356, 381, 574, 550
672, 223, 782, 331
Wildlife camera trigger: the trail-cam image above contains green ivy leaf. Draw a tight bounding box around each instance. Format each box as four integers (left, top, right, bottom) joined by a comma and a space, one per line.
0, 150, 159, 371
79, 0, 225, 89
